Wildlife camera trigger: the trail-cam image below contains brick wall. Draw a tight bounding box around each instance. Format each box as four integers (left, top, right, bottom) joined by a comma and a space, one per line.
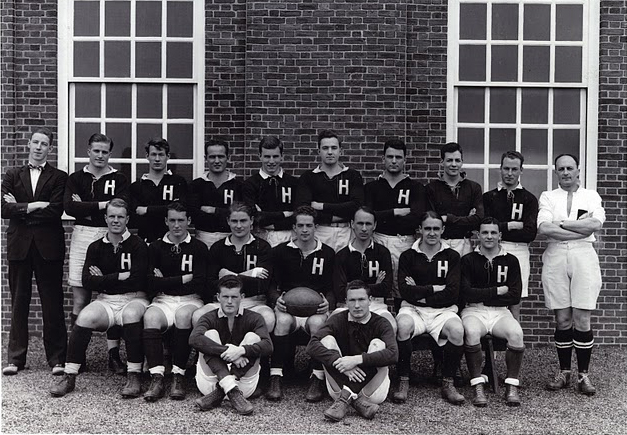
1, 0, 626, 346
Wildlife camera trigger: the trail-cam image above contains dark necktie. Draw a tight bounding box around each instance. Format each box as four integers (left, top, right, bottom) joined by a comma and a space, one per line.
28, 163, 43, 171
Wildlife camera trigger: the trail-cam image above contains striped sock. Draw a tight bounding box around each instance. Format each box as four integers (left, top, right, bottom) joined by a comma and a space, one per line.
573, 329, 594, 373
554, 328, 573, 371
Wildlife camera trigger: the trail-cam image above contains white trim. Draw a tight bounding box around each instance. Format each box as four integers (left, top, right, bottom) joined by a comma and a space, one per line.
193, 0, 206, 178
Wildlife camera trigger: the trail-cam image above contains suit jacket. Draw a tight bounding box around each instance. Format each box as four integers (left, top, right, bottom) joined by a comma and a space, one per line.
1, 163, 68, 261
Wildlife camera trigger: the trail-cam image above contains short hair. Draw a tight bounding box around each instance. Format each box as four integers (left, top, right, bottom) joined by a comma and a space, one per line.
259, 136, 283, 154
106, 198, 129, 215
88, 133, 114, 151
418, 210, 444, 227
440, 142, 463, 160
204, 138, 230, 156
228, 201, 254, 218
500, 151, 525, 169
218, 275, 243, 293
145, 137, 170, 155
353, 206, 376, 222
31, 127, 53, 144
317, 129, 341, 148
293, 205, 317, 223
480, 216, 500, 228
346, 279, 371, 297
554, 153, 579, 167
167, 201, 188, 216
383, 138, 406, 156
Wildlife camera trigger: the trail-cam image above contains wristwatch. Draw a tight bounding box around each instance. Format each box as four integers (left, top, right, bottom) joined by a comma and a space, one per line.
559, 220, 565, 228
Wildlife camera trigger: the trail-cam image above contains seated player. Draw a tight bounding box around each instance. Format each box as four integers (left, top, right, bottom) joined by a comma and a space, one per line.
461, 217, 525, 407
332, 207, 396, 333
50, 199, 148, 398
307, 280, 398, 422
189, 276, 273, 415
266, 206, 335, 402
142, 202, 208, 402
393, 211, 465, 405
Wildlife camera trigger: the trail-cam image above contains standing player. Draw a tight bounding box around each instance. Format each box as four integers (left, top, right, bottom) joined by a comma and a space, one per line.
461, 217, 525, 407
483, 151, 538, 320
64, 133, 129, 374
142, 202, 208, 402
266, 206, 335, 402
307, 280, 398, 422
426, 142, 483, 257
393, 211, 465, 405
189, 139, 243, 249
130, 137, 188, 243
1, 128, 68, 376
538, 154, 605, 395
51, 199, 149, 398
190, 275, 273, 415
295, 129, 363, 251
243, 136, 298, 247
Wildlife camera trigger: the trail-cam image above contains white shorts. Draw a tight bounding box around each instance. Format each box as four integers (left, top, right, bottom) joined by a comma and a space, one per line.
501, 241, 530, 298
68, 225, 108, 287
461, 304, 513, 335
196, 359, 260, 398
541, 242, 602, 310
442, 238, 473, 257
315, 225, 352, 252
203, 294, 270, 312
195, 230, 229, 250
397, 304, 459, 346
148, 294, 204, 328
92, 292, 149, 329
373, 233, 416, 299
332, 298, 390, 317
327, 371, 390, 405
255, 229, 293, 247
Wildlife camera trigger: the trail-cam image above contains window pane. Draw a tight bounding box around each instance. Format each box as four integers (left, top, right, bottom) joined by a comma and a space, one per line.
105, 84, 132, 119
167, 1, 193, 38
105, 1, 130, 37
457, 128, 484, 164
489, 128, 515, 164
74, 42, 100, 77
137, 124, 164, 155
521, 89, 548, 124
553, 130, 580, 161
104, 41, 131, 77
458, 88, 485, 123
459, 45, 486, 81
166, 42, 193, 78
522, 46, 550, 82
490, 88, 516, 123
106, 122, 132, 158
555, 47, 582, 83
556, 5, 583, 41
74, 1, 100, 37
521, 129, 548, 165
117, 164, 132, 184
75, 84, 101, 118
463, 168, 485, 191
167, 124, 194, 159
489, 168, 502, 190
137, 85, 163, 119
522, 169, 548, 198
523, 4, 550, 41
136, 1, 162, 37
553, 89, 581, 124
75, 123, 101, 150
136, 42, 162, 78
492, 3, 518, 41
168, 85, 194, 119
491, 46, 517, 82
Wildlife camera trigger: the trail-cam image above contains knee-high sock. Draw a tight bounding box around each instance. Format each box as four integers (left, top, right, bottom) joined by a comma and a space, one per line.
270, 334, 290, 370
505, 344, 525, 380
396, 339, 413, 378
555, 328, 573, 371
123, 322, 143, 364
67, 325, 92, 366
172, 328, 193, 370
464, 344, 483, 379
573, 329, 594, 373
107, 324, 122, 342
143, 328, 163, 369
442, 342, 463, 378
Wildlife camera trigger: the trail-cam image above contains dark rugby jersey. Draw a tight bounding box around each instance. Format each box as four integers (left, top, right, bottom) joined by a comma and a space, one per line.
129, 171, 188, 242
147, 233, 208, 299
460, 249, 522, 308
426, 176, 484, 239
333, 241, 393, 303
242, 169, 298, 231
295, 165, 364, 224
364, 176, 430, 236
64, 167, 130, 227
189, 172, 243, 233
82, 230, 148, 295
398, 242, 461, 308
483, 184, 538, 244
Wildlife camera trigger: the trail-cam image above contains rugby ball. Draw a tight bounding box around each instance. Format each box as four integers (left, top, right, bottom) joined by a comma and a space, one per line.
283, 287, 323, 317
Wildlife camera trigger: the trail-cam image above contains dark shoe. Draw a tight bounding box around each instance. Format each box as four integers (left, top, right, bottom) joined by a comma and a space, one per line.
392, 378, 409, 403
108, 348, 126, 375
265, 375, 283, 401
505, 384, 521, 406
50, 374, 76, 397
121, 372, 142, 398
195, 387, 226, 411
169, 374, 186, 400
305, 376, 325, 402
441, 377, 465, 405
51, 364, 65, 376
472, 382, 488, 407
352, 395, 379, 420
3, 364, 24, 376
324, 389, 353, 422
578, 373, 596, 396
144, 374, 165, 402
546, 370, 571, 391
227, 387, 254, 415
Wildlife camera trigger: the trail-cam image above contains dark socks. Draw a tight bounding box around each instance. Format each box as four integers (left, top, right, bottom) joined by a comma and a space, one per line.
505, 344, 525, 380
464, 344, 483, 379
270, 334, 290, 369
573, 329, 594, 373
143, 328, 163, 369
442, 342, 463, 378
172, 328, 193, 370
67, 325, 92, 365
122, 322, 144, 364
107, 324, 122, 341
555, 328, 574, 371
396, 339, 413, 378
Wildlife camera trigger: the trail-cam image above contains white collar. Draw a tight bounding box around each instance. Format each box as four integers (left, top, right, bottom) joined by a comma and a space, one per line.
411, 239, 447, 255
83, 165, 117, 177
29, 161, 47, 169
217, 304, 244, 318
141, 170, 173, 180
312, 164, 349, 174
103, 229, 131, 244
474, 245, 508, 258
201, 171, 237, 182
162, 232, 192, 245
377, 173, 409, 181
348, 239, 375, 253
497, 181, 523, 191
224, 234, 256, 247
259, 168, 284, 179
348, 311, 372, 324
287, 238, 323, 253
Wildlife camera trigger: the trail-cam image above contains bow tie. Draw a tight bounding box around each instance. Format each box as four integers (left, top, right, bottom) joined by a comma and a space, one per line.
28, 163, 43, 171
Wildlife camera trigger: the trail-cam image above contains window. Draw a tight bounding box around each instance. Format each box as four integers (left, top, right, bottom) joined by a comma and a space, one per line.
58, 0, 205, 182
447, 0, 599, 197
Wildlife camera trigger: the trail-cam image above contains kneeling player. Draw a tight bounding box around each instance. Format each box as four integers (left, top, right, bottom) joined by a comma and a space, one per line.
307, 280, 398, 422
51, 199, 148, 398
143, 202, 208, 402
393, 211, 465, 405
189, 276, 273, 415
461, 217, 525, 407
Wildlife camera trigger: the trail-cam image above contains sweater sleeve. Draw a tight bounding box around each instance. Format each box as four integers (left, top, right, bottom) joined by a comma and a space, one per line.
306, 316, 343, 366
82, 244, 120, 292
241, 313, 274, 358
424, 252, 460, 307
64, 174, 101, 218
460, 255, 498, 303
398, 252, 435, 303
188, 314, 228, 355
361, 317, 398, 367
368, 247, 393, 299
322, 171, 364, 220
445, 181, 484, 231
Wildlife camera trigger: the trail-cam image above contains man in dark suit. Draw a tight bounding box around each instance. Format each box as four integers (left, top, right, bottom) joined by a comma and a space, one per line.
1, 127, 68, 376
